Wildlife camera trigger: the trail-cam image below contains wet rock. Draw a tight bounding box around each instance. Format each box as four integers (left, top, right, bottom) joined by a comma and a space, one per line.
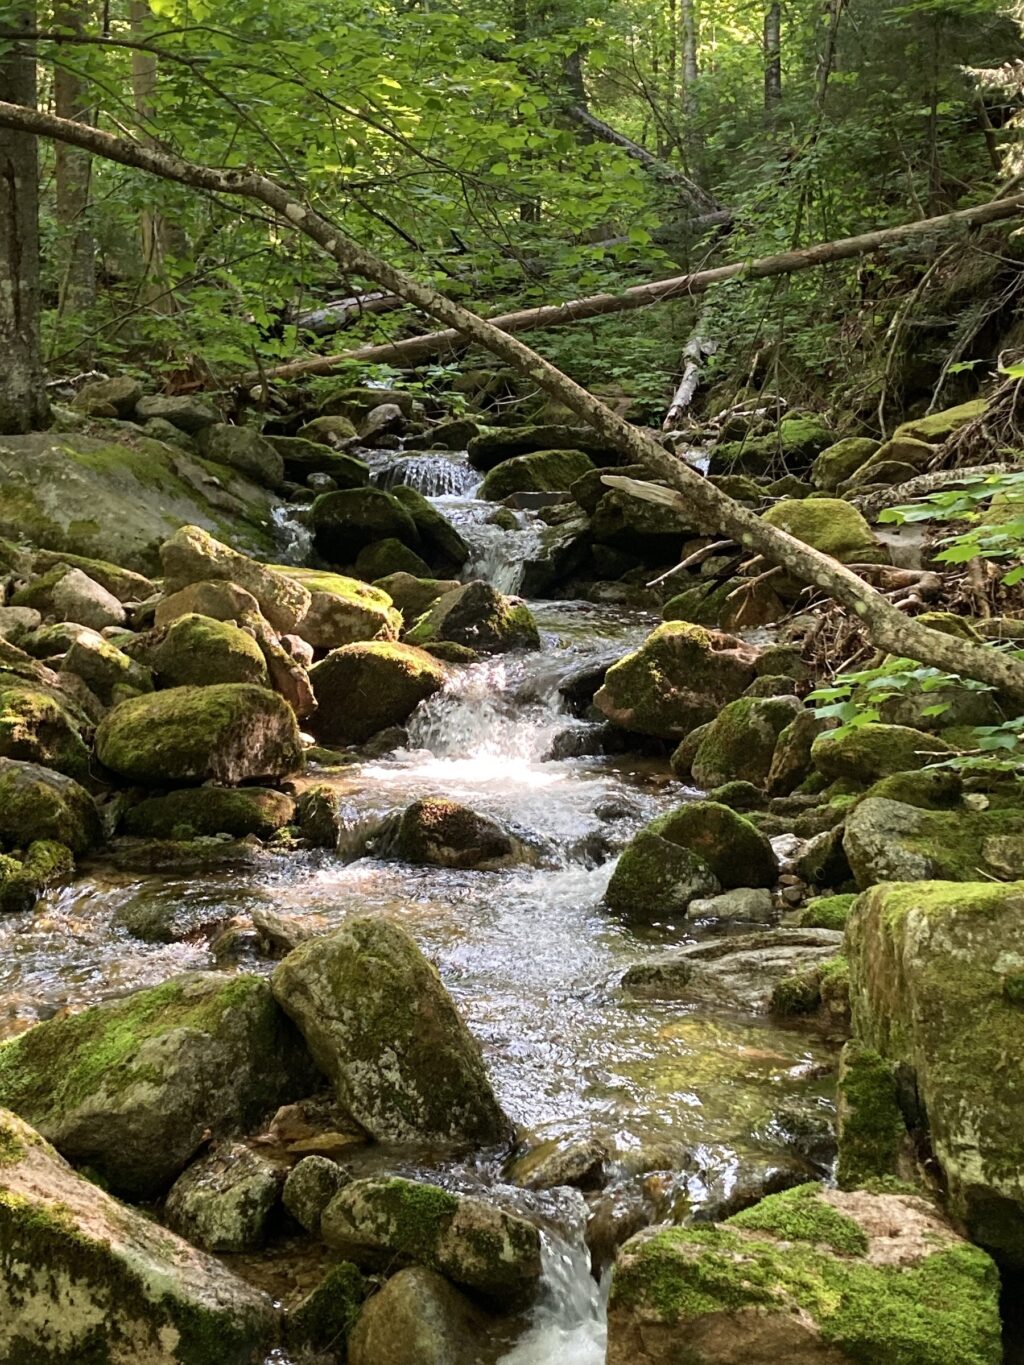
279, 566, 401, 649
691, 694, 802, 789
594, 621, 757, 741
0, 1107, 277, 1364
834, 1039, 912, 1192
390, 795, 522, 869
272, 916, 510, 1145
142, 612, 270, 688
688, 887, 774, 922
164, 1141, 281, 1251
309, 641, 447, 744
590, 486, 695, 561
848, 879, 1024, 1261
294, 783, 342, 848
111, 885, 237, 944
160, 524, 311, 633
404, 580, 540, 653
0, 757, 100, 853
287, 1261, 367, 1355
373, 571, 461, 620
843, 796, 1024, 888
705, 779, 765, 811
762, 496, 886, 565
348, 1264, 494, 1365
605, 829, 720, 920
607, 1182, 1001, 1365
251, 906, 325, 957
322, 1176, 542, 1308
662, 574, 784, 633
620, 928, 844, 1012
135, 394, 219, 432
0, 674, 93, 780
812, 722, 953, 785
96, 683, 303, 784
197, 422, 285, 487
0, 839, 74, 913
71, 373, 143, 417
507, 1136, 608, 1191
0, 972, 318, 1199
480, 447, 595, 500
154, 578, 261, 629
311, 486, 421, 562
355, 536, 432, 580
61, 632, 154, 704
282, 1153, 352, 1234
123, 786, 294, 840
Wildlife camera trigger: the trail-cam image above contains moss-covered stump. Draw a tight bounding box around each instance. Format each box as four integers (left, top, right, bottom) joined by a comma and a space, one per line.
0, 840, 74, 914
122, 786, 294, 840
0, 1108, 278, 1364
373, 571, 461, 621
594, 622, 757, 741
311, 486, 421, 563
620, 929, 843, 1012
843, 797, 1024, 888
479, 447, 595, 500
811, 723, 953, 786
391, 796, 521, 869
347, 1264, 495, 1365
272, 916, 509, 1145
691, 695, 802, 790
847, 879, 1024, 1261
321, 1177, 541, 1309
275, 565, 401, 649
761, 497, 887, 566
160, 524, 310, 633
810, 437, 880, 491
0, 972, 317, 1199
0, 675, 93, 781
309, 641, 447, 744
0, 758, 100, 854
607, 1182, 1002, 1365
164, 1141, 281, 1252
404, 581, 539, 654
96, 684, 303, 785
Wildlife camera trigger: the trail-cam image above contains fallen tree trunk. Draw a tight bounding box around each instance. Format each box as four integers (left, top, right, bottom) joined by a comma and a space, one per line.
241, 192, 1024, 383
4, 97, 1024, 702
292, 291, 402, 337
663, 314, 716, 429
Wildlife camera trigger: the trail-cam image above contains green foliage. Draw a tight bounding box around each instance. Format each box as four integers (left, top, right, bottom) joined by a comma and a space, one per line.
809, 660, 993, 731
880, 471, 1024, 585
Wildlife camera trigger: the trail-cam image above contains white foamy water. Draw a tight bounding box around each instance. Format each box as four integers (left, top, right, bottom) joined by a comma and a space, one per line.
499, 1230, 608, 1365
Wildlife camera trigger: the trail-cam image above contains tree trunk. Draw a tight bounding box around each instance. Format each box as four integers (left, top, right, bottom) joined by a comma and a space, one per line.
680, 0, 700, 163
53, 0, 96, 359
246, 191, 1024, 380
763, 3, 782, 112
4, 99, 1024, 702
129, 0, 178, 314
0, 6, 50, 433
663, 313, 715, 429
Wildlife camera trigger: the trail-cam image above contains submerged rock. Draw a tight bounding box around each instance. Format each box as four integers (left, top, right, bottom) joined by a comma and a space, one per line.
271, 916, 510, 1145
0, 972, 317, 1198
96, 683, 303, 784
404, 580, 540, 653
309, 641, 447, 744
348, 1264, 495, 1365
607, 1182, 1001, 1365
0, 1107, 277, 1364
322, 1176, 542, 1307
594, 621, 757, 740
164, 1141, 281, 1252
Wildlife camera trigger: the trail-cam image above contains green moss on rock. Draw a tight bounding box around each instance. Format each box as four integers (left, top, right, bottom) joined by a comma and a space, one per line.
762, 497, 886, 564
0, 677, 91, 781
310, 641, 447, 744
836, 1040, 909, 1191
812, 723, 954, 785
800, 892, 856, 931
404, 581, 539, 654
0, 759, 99, 855
692, 695, 802, 789
122, 787, 294, 840
479, 448, 595, 500
143, 613, 268, 688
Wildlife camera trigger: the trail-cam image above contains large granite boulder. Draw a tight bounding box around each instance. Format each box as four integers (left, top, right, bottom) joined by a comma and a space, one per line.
812, 723, 954, 785
607, 1182, 1001, 1365
272, 916, 510, 1145
0, 972, 317, 1198
479, 447, 595, 500
277, 567, 401, 648
0, 1108, 277, 1364
160, 525, 310, 632
843, 797, 1024, 889
594, 622, 757, 741
141, 613, 269, 688
309, 641, 447, 744
96, 684, 303, 784
0, 674, 93, 780
348, 1265, 495, 1365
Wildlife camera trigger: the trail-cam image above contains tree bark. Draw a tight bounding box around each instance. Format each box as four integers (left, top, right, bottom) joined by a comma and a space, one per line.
0, 7, 50, 433
680, 0, 700, 164
245, 191, 1024, 380
663, 313, 715, 429
763, 3, 782, 112
129, 0, 178, 314
561, 102, 717, 211
3, 99, 1024, 702
53, 0, 96, 359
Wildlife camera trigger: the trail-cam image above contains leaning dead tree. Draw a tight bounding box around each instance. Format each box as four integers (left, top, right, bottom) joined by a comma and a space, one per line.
4, 97, 1024, 702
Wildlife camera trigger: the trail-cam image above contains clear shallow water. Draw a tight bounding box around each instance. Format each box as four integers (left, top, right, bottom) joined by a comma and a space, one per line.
0, 456, 837, 1363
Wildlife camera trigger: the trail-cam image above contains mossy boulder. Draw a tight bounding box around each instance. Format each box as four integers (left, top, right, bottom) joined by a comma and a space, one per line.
71, 373, 143, 417
96, 684, 303, 785
32, 548, 155, 604
844, 797, 1024, 889
268, 433, 369, 486
767, 709, 833, 796
143, 613, 269, 688
810, 437, 880, 491
0, 1108, 277, 1364
861, 767, 962, 810
604, 827, 720, 921
122, 786, 294, 840
309, 641, 447, 744
662, 575, 784, 632
321, 1176, 541, 1308
0, 972, 317, 1199
164, 1141, 281, 1252
811, 723, 953, 785
272, 916, 510, 1145
373, 572, 461, 620
276, 565, 401, 649
479, 448, 595, 500
354, 537, 432, 580
15, 563, 127, 630
196, 423, 284, 487
347, 1264, 492, 1365
294, 414, 359, 444
761, 497, 886, 564
160, 524, 310, 633
800, 892, 857, 931
848, 436, 939, 488
0, 676, 92, 780
287, 1261, 367, 1355
709, 415, 834, 475
0, 840, 74, 914
311, 487, 420, 563
61, 633, 153, 706
654, 801, 778, 891
607, 1182, 1001, 1365
390, 484, 471, 569
319, 384, 416, 422
467, 422, 619, 471
594, 622, 757, 740
691, 695, 802, 789
391, 796, 521, 869
895, 398, 987, 444
590, 487, 696, 560
404, 581, 539, 654
847, 879, 1024, 1261
0, 758, 100, 854
154, 578, 260, 629
135, 394, 219, 432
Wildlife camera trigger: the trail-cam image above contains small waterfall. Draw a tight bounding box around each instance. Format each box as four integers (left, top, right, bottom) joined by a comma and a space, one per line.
498, 1228, 608, 1365
270, 504, 313, 565
374, 452, 481, 497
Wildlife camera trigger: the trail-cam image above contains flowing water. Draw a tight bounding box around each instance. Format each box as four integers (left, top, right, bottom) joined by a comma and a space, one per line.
0, 445, 838, 1362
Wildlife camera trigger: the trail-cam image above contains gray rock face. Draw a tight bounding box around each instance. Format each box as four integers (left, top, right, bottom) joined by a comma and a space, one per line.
164, 1142, 281, 1251
155, 579, 261, 628
135, 394, 220, 432
620, 928, 844, 1012
688, 887, 775, 922
160, 524, 310, 632
51, 566, 127, 629
0, 972, 318, 1199
348, 1265, 493, 1365
322, 1176, 542, 1308
282, 1154, 352, 1234
271, 916, 510, 1146
842, 796, 1024, 889
0, 1108, 277, 1364
197, 423, 285, 487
